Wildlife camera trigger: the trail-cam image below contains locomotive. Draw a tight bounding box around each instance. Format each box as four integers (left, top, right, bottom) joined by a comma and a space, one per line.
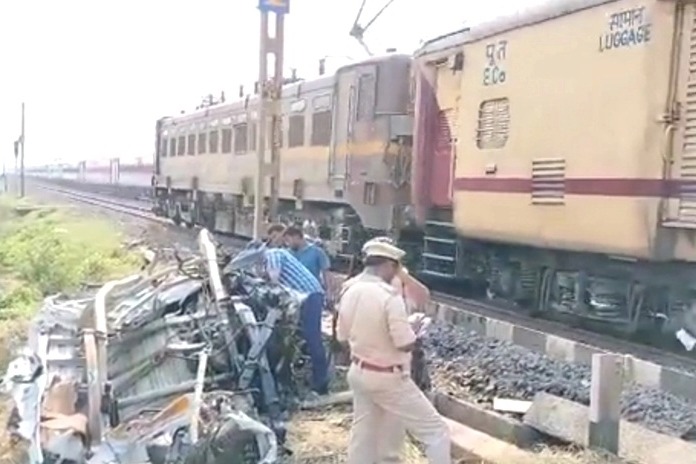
152, 53, 415, 261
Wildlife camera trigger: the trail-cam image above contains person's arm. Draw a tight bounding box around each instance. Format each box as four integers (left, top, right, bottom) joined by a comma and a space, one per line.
317, 247, 332, 291
385, 295, 417, 352
400, 268, 431, 308
265, 250, 282, 283
336, 288, 354, 344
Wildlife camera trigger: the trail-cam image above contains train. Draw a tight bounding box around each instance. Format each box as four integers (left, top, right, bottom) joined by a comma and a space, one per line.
27, 160, 152, 200
152, 53, 414, 260
30, 0, 696, 346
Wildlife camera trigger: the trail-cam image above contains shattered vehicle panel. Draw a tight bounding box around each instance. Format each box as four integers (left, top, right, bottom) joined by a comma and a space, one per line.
3, 229, 313, 464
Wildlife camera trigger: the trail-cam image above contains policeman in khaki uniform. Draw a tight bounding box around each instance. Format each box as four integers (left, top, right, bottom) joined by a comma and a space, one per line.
337, 241, 451, 464
339, 237, 432, 462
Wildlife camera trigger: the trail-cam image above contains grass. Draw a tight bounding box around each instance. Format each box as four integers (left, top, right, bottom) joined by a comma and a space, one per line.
0, 196, 141, 368
0, 196, 142, 461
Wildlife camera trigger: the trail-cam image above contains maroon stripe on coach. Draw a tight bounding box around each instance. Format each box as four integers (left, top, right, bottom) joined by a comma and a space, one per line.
452, 177, 693, 198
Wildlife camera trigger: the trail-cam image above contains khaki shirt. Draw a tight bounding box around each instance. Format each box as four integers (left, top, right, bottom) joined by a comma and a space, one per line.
336, 273, 416, 368
342, 272, 415, 313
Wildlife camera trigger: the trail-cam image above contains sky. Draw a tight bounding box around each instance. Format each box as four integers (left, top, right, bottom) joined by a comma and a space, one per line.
0, 0, 543, 168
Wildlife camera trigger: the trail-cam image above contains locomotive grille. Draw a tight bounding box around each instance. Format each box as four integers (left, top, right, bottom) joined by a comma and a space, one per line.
678, 8, 696, 222
531, 158, 566, 205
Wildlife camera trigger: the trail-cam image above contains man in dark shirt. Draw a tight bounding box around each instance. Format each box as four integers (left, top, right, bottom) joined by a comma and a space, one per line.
284, 226, 331, 291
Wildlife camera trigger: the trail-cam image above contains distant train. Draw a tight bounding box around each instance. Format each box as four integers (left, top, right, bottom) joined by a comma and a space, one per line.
28, 160, 152, 199
31, 0, 696, 346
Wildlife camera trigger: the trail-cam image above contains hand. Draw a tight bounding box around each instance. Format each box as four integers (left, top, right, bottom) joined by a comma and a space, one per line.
408, 313, 432, 338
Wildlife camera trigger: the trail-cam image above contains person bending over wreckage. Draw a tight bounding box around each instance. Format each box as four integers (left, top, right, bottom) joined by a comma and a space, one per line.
337, 240, 449, 464
243, 231, 331, 397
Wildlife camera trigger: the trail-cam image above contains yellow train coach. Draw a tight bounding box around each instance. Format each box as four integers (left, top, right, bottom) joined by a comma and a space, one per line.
413, 0, 696, 335
153, 53, 413, 257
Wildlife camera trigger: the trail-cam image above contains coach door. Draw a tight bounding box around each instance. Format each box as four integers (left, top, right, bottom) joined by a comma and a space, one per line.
329, 67, 357, 194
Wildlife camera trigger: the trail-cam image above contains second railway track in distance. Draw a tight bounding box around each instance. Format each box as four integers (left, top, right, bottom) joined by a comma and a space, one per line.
34, 181, 696, 380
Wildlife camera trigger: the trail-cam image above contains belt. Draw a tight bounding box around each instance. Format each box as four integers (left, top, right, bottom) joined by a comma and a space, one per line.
351, 356, 402, 373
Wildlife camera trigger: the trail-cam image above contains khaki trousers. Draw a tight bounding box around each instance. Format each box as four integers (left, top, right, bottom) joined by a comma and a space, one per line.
346, 364, 451, 464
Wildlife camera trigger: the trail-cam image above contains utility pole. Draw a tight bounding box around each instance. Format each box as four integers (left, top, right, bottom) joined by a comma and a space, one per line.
253, 0, 288, 239
20, 102, 25, 198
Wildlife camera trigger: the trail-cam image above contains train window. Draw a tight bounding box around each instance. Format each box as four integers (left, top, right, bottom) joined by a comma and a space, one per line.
476, 98, 510, 149
169, 138, 177, 157
311, 111, 332, 146
222, 128, 233, 154
288, 115, 305, 148
209, 130, 219, 154
363, 182, 377, 205
177, 136, 185, 156
234, 123, 248, 154
249, 122, 257, 151
357, 73, 376, 121
160, 138, 168, 158
187, 134, 196, 155
198, 132, 207, 155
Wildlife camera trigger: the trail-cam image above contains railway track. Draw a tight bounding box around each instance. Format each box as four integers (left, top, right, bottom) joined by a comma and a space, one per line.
33, 181, 696, 390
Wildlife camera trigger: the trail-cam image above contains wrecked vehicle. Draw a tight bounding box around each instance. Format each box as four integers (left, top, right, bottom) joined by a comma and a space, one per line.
2, 229, 315, 464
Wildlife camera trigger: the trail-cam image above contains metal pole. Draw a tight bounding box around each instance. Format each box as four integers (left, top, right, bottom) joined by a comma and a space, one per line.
253, 1, 287, 240
20, 102, 25, 198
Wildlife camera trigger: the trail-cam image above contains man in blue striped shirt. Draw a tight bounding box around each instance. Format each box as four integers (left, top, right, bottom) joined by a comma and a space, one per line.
265, 246, 329, 394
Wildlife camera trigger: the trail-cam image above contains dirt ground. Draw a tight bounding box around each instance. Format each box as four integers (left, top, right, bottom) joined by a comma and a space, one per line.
285, 404, 428, 464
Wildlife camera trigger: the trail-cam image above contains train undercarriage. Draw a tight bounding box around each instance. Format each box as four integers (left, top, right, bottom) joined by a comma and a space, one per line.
152, 187, 418, 266
418, 208, 696, 351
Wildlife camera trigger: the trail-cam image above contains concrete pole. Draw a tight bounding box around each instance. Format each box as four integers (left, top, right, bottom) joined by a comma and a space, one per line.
588, 353, 623, 454
253, 12, 269, 240
253, 6, 286, 240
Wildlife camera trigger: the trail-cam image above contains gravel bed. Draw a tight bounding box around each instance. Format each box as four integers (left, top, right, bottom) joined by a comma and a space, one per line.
424, 322, 696, 439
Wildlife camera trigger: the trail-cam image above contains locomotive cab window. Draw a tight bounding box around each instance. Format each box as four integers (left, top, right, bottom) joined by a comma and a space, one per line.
169, 138, 177, 157
222, 128, 233, 154
288, 115, 305, 148
209, 130, 219, 154
311, 110, 332, 146
160, 138, 168, 158
187, 134, 196, 155
476, 98, 510, 149
234, 123, 248, 154
198, 132, 207, 155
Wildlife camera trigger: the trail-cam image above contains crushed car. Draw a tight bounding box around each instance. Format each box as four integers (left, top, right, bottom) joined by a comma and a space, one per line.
2, 230, 317, 464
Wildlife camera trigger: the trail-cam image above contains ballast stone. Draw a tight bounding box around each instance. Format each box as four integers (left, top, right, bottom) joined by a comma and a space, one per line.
423, 322, 696, 439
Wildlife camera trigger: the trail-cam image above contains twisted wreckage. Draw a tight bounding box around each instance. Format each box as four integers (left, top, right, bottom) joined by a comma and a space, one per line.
1, 230, 330, 464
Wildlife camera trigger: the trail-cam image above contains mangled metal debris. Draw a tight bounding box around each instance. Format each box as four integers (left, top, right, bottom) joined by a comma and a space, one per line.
2, 229, 316, 463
